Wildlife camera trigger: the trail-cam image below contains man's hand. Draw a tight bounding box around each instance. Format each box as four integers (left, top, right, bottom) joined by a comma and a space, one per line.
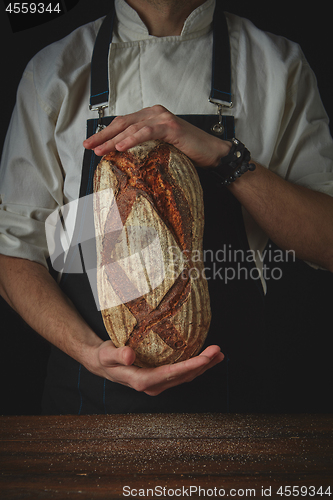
0, 255, 224, 397
83, 105, 231, 168
90, 341, 223, 396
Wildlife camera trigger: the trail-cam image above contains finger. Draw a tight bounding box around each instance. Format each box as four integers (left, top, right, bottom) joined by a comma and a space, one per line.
199, 345, 223, 359
82, 118, 133, 152
115, 123, 170, 151
89, 122, 151, 156
105, 352, 210, 393
194, 348, 224, 378
94, 118, 171, 156
142, 347, 224, 395
83, 108, 156, 150
114, 125, 153, 151
102, 345, 223, 394
164, 346, 223, 383
136, 353, 216, 396
99, 343, 136, 368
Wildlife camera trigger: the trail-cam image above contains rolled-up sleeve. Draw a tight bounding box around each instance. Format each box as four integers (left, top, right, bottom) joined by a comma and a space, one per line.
0, 60, 65, 268
270, 49, 333, 196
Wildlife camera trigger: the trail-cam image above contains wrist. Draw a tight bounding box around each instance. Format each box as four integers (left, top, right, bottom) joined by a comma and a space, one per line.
211, 139, 232, 167
77, 335, 105, 376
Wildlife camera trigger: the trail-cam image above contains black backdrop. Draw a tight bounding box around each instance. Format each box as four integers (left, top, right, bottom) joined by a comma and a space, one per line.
0, 0, 332, 414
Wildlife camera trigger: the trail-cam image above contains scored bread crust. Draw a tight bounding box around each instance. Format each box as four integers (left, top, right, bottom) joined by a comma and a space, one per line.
93, 140, 211, 367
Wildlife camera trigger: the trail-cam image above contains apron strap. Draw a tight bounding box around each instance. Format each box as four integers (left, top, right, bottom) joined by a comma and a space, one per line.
89, 1, 115, 109
209, 1, 233, 107
89, 0, 233, 110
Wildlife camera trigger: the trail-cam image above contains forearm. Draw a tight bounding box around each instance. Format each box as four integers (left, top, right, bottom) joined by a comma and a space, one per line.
0, 254, 103, 372
228, 162, 333, 272
0, 254, 223, 394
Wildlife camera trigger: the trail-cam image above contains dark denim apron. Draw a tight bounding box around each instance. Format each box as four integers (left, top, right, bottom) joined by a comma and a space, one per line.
42, 1, 266, 414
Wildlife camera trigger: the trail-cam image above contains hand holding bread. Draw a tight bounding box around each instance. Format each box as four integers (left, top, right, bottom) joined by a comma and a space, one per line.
83, 105, 232, 168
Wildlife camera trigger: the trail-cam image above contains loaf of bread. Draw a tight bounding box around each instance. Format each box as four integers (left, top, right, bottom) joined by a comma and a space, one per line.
93, 140, 211, 367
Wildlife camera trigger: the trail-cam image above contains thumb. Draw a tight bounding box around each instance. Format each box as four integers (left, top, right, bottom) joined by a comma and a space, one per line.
98, 341, 136, 368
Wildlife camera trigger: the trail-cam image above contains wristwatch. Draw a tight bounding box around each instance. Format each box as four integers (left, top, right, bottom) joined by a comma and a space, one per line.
208, 138, 256, 186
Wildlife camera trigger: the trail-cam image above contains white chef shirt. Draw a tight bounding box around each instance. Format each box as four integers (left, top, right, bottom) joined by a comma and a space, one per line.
1, 0, 333, 286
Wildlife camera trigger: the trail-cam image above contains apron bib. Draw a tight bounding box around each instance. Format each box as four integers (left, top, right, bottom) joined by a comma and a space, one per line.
42, 1, 266, 415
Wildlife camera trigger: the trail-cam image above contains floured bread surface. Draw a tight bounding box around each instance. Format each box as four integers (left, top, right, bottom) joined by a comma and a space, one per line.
93, 140, 211, 367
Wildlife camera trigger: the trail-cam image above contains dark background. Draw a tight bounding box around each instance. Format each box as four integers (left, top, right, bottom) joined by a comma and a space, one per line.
0, 0, 332, 414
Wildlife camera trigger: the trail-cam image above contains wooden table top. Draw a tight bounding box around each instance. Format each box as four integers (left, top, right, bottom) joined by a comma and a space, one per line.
0, 413, 332, 499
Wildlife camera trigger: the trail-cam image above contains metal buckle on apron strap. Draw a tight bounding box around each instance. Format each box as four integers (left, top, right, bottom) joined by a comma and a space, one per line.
89, 103, 108, 133
209, 97, 233, 136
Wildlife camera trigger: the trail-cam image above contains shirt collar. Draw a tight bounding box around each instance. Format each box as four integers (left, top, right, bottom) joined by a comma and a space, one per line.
114, 0, 215, 41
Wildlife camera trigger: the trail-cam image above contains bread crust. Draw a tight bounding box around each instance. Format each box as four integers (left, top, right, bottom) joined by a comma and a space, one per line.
93, 140, 211, 367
